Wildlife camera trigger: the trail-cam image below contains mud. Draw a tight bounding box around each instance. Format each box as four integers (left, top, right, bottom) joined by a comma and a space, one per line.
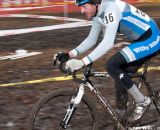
0, 3, 159, 130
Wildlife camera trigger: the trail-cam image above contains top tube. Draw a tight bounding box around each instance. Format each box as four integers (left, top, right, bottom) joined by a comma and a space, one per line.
71, 60, 150, 84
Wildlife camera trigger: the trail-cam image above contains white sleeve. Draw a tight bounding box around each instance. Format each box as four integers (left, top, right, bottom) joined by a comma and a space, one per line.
69, 20, 103, 57
82, 2, 122, 65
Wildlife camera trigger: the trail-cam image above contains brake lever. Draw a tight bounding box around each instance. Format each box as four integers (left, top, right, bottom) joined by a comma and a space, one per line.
64, 68, 72, 77
53, 53, 59, 67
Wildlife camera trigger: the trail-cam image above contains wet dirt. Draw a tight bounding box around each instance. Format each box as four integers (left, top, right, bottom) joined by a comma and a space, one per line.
0, 3, 159, 130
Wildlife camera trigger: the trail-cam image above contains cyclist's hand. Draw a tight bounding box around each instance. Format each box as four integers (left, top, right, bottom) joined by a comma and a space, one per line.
53, 52, 70, 65
65, 59, 84, 72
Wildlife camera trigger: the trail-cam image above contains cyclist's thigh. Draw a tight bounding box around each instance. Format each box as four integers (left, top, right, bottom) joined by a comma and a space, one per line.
120, 26, 160, 63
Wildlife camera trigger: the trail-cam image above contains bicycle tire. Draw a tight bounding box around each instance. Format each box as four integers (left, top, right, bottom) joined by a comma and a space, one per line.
27, 88, 99, 130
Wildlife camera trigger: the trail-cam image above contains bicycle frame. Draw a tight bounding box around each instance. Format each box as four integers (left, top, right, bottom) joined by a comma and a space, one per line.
81, 73, 125, 129
60, 61, 160, 130
60, 70, 125, 129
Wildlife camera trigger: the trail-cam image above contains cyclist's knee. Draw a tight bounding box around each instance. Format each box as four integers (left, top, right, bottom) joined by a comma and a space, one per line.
105, 52, 127, 76
105, 58, 117, 76
105, 54, 120, 76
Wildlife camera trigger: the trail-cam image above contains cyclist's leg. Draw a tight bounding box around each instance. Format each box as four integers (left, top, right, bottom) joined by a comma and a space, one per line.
119, 25, 160, 102
114, 82, 128, 118
105, 25, 160, 122
106, 52, 145, 102
114, 61, 143, 118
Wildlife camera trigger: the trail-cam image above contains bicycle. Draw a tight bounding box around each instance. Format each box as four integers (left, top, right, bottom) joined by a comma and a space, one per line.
28, 57, 160, 130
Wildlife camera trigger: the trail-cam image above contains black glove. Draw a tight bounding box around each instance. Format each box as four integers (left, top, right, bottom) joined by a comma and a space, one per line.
54, 52, 70, 63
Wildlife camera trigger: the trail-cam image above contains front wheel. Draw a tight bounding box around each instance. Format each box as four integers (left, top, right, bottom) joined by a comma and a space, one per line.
27, 88, 99, 130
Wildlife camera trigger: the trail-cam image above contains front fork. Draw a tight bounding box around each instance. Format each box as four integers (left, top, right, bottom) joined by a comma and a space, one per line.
60, 85, 85, 129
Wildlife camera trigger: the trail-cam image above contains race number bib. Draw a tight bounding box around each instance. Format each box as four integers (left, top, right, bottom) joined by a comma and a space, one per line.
130, 5, 150, 22
104, 12, 117, 25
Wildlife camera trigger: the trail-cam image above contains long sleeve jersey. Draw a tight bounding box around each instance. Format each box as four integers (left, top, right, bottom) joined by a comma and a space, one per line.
70, 0, 154, 65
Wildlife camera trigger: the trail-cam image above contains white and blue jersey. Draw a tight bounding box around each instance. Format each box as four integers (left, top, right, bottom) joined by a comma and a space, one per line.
119, 3, 160, 62
70, 0, 160, 65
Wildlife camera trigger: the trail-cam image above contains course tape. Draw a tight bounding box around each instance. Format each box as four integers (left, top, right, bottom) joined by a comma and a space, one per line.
138, 66, 160, 73
0, 66, 159, 87
0, 75, 82, 87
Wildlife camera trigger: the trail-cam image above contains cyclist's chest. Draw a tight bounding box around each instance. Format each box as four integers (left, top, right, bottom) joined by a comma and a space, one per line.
96, 3, 151, 40
120, 5, 151, 31
96, 4, 151, 28
118, 5, 151, 40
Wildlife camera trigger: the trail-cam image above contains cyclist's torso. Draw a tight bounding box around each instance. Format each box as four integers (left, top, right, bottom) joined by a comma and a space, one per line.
70, 0, 159, 65
95, 0, 153, 41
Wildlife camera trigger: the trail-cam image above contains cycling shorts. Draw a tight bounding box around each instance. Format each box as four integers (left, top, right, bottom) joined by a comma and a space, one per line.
120, 19, 160, 63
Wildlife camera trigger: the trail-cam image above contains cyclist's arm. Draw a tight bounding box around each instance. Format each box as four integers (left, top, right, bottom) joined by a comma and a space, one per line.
82, 2, 122, 65
69, 20, 103, 58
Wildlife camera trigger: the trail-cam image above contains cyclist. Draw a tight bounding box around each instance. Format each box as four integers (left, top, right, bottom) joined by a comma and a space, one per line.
54, 0, 160, 123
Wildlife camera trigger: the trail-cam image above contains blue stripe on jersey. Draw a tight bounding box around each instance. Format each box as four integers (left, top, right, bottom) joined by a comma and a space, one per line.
86, 56, 92, 63
75, 48, 80, 55
120, 19, 145, 35
121, 19, 160, 62
149, 19, 160, 35
122, 12, 149, 25
121, 12, 151, 34
129, 37, 159, 60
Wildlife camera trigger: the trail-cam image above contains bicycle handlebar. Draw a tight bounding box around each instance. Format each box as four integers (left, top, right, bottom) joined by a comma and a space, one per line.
59, 62, 68, 74
53, 58, 69, 74
54, 58, 150, 84
53, 58, 92, 83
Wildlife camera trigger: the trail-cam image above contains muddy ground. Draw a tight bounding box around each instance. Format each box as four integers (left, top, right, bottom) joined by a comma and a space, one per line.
0, 3, 159, 130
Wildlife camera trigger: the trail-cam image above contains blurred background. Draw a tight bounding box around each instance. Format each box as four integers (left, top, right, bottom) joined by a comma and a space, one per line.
0, 0, 159, 130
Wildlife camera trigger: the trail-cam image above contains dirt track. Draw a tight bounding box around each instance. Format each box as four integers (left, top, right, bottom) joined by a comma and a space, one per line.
0, 3, 160, 130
